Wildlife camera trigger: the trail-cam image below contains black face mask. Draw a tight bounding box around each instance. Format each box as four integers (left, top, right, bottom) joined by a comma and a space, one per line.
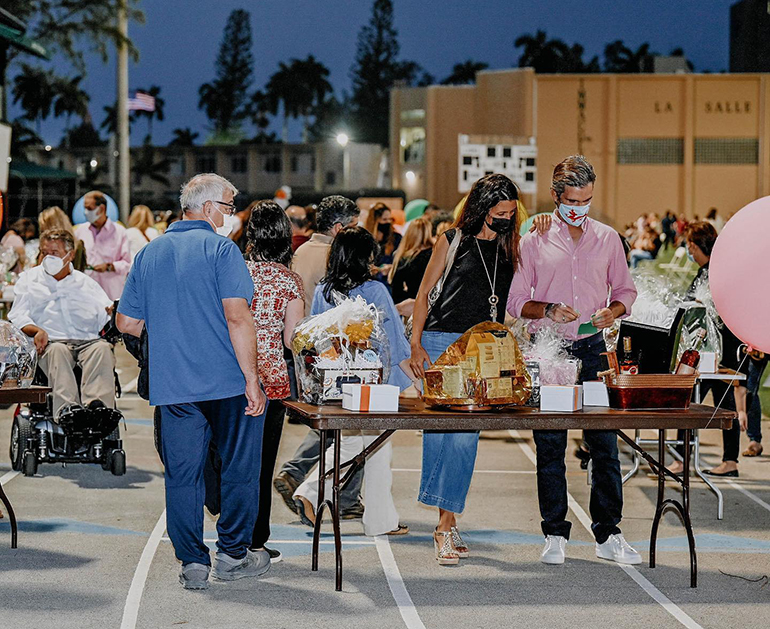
487, 217, 513, 234
377, 223, 392, 236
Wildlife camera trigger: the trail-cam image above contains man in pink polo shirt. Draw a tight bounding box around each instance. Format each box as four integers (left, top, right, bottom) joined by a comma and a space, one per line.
508, 155, 640, 568
75, 191, 131, 300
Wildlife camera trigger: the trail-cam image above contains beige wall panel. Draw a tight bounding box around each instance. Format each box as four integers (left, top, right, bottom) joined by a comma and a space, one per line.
693, 165, 759, 215
616, 165, 683, 226
475, 69, 534, 137
617, 77, 685, 137
694, 77, 760, 137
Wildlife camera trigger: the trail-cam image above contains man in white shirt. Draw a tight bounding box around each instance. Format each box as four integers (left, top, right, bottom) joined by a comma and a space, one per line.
9, 229, 115, 418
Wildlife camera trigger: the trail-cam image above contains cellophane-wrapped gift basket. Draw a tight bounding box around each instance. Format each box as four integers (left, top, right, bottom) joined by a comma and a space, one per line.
0, 321, 37, 388
292, 296, 390, 404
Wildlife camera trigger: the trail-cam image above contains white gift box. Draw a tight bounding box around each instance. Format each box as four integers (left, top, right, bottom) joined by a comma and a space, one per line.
342, 384, 399, 412
540, 385, 583, 412
698, 352, 717, 374
583, 381, 610, 407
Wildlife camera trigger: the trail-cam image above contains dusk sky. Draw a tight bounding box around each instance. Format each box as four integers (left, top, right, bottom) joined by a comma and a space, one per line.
10, 0, 739, 146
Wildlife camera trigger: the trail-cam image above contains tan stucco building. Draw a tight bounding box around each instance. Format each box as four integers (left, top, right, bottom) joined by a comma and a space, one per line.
390, 68, 770, 227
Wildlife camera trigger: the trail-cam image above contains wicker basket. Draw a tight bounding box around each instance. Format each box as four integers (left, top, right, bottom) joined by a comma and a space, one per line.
608, 374, 696, 410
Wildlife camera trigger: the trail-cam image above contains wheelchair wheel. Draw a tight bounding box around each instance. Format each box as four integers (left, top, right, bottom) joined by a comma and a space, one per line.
110, 450, 126, 476
23, 451, 38, 477
10, 414, 33, 472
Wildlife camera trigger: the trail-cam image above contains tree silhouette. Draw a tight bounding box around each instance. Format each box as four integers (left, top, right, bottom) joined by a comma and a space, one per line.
63, 121, 105, 149
8, 119, 41, 159
53, 74, 90, 133
133, 140, 171, 187
100, 103, 135, 136
11, 64, 57, 133
441, 60, 489, 85
133, 85, 165, 141
515, 30, 599, 73
198, 9, 254, 136
168, 127, 199, 147
603, 41, 656, 73
306, 94, 353, 143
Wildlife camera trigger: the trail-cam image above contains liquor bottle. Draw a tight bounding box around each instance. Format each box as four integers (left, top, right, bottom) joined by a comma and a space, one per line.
620, 337, 639, 375
675, 329, 707, 375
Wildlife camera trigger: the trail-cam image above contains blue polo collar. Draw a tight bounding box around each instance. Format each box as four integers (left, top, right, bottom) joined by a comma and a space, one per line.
165, 219, 214, 233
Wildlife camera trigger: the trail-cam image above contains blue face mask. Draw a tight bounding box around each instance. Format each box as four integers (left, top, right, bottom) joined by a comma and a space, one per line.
557, 202, 591, 226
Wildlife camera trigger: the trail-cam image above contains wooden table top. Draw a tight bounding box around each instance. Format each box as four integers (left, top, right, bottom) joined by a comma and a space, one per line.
284, 398, 735, 431
0, 386, 50, 404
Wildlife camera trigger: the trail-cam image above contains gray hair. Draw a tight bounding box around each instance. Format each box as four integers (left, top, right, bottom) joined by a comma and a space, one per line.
180, 173, 239, 212
551, 155, 596, 199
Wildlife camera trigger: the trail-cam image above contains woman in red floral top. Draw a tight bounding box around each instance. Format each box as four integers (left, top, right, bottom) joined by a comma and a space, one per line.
245, 200, 305, 561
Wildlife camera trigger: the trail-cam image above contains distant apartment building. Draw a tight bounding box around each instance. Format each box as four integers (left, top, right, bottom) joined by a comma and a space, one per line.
730, 0, 770, 72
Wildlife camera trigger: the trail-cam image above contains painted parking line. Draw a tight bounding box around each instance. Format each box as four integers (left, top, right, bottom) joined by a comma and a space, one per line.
0, 470, 20, 486
724, 479, 770, 513
375, 535, 426, 629
509, 430, 703, 629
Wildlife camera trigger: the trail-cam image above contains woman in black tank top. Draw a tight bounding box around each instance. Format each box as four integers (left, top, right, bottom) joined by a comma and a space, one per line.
408, 174, 523, 565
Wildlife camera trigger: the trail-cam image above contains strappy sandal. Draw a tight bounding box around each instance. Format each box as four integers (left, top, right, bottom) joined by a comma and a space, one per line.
386, 523, 410, 535
450, 526, 469, 558
434, 528, 460, 565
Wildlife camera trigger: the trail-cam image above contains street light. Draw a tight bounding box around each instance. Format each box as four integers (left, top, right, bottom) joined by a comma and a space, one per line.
336, 132, 351, 189
90, 159, 99, 168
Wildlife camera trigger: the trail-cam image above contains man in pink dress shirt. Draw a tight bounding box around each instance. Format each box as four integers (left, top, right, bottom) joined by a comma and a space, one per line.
507, 155, 640, 568
75, 191, 131, 300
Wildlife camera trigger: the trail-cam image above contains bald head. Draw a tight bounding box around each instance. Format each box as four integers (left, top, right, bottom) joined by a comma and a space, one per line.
286, 205, 308, 235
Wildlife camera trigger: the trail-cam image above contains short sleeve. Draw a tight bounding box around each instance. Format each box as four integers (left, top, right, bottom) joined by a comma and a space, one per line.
288, 270, 305, 302
117, 259, 144, 320
217, 241, 254, 302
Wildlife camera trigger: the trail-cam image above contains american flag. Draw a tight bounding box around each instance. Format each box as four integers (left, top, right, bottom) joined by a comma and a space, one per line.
127, 91, 155, 112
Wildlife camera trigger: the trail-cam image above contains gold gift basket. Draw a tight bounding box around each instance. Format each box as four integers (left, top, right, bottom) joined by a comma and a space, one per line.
423, 322, 531, 410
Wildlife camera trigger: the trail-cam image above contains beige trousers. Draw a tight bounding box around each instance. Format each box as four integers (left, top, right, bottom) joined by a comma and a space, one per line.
39, 339, 116, 418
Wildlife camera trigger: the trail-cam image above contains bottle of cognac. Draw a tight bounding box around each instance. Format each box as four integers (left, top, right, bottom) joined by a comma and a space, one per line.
620, 337, 639, 375
675, 329, 707, 375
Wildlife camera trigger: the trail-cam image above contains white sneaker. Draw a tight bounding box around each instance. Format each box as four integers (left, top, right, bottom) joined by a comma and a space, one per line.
541, 535, 567, 564
596, 534, 642, 565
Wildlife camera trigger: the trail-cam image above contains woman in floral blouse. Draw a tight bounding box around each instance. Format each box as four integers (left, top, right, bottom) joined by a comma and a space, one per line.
245, 200, 305, 562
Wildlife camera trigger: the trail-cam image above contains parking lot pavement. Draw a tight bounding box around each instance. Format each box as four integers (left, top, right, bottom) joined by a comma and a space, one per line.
1, 346, 769, 629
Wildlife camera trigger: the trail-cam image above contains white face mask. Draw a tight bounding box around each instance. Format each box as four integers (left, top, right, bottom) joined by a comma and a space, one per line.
557, 202, 591, 227
42, 254, 66, 276
207, 205, 238, 237
84, 208, 100, 224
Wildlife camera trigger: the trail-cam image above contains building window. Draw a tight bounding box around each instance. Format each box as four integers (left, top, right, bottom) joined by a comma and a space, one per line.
487, 147, 496, 158
326, 171, 336, 185
168, 156, 185, 177
694, 138, 758, 164
290, 155, 299, 172
196, 153, 216, 172
503, 147, 512, 158
400, 127, 426, 164
263, 153, 282, 173
400, 109, 426, 123
231, 153, 247, 173
617, 138, 684, 164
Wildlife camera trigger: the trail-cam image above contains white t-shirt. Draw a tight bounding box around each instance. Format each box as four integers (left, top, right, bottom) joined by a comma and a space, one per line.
126, 226, 160, 261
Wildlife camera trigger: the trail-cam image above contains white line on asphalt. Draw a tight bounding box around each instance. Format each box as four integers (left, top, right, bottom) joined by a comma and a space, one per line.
508, 430, 703, 629
725, 479, 770, 513
392, 468, 535, 474
0, 471, 20, 486
120, 510, 166, 629
375, 535, 427, 629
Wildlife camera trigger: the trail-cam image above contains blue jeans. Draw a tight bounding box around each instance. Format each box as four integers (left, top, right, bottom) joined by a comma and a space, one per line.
418, 331, 480, 514
161, 395, 265, 566
533, 333, 623, 543
747, 358, 767, 443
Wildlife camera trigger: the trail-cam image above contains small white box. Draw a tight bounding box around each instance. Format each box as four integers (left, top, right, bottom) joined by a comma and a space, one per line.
540, 385, 583, 412
699, 352, 717, 374
342, 384, 399, 412
583, 381, 610, 407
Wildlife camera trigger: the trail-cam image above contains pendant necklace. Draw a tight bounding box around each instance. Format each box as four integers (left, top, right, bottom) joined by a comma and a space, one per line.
476, 237, 499, 321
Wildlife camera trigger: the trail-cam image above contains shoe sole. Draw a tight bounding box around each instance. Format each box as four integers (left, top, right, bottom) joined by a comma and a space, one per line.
294, 497, 316, 527
274, 476, 299, 514
595, 552, 642, 565
212, 562, 271, 581
179, 575, 209, 590
541, 556, 565, 565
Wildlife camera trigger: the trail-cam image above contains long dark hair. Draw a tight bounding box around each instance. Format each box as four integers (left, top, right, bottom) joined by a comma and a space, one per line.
245, 200, 293, 267
455, 173, 521, 271
321, 226, 377, 302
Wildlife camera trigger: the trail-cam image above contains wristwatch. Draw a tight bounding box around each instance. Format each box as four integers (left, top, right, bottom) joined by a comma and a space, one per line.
544, 302, 556, 319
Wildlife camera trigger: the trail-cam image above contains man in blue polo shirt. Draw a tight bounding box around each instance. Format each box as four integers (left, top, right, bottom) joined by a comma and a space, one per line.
117, 173, 267, 590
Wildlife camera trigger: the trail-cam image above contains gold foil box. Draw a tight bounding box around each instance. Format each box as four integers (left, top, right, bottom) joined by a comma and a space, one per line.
423, 322, 532, 409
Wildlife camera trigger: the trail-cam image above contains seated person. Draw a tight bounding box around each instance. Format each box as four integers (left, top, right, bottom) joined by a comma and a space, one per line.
8, 229, 115, 419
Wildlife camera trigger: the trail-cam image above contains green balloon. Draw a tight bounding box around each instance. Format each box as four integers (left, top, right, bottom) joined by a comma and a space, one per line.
404, 199, 430, 222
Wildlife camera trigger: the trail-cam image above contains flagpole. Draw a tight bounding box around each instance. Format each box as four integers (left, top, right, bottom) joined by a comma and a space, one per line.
117, 0, 130, 224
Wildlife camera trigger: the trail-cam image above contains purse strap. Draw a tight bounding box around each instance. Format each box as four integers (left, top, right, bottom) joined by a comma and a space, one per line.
437, 228, 462, 290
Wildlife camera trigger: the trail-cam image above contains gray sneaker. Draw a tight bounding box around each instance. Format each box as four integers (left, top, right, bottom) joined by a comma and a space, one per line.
179, 562, 210, 590
212, 549, 271, 581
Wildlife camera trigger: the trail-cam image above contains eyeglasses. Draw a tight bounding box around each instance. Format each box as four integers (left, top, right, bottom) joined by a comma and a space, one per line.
212, 200, 237, 216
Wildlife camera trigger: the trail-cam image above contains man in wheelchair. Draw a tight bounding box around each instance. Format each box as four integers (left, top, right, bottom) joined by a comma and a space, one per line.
9, 229, 118, 429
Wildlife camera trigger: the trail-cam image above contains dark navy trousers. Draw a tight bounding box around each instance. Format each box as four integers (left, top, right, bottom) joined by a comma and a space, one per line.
161, 394, 265, 566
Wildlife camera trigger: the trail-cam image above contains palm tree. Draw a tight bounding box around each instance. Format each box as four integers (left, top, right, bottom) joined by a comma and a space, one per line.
52, 75, 90, 133
293, 56, 333, 142
604, 41, 656, 73
8, 120, 41, 159
168, 127, 199, 147
514, 31, 598, 74
11, 64, 57, 134
101, 103, 135, 136
133, 140, 171, 187
133, 85, 165, 141
441, 60, 489, 85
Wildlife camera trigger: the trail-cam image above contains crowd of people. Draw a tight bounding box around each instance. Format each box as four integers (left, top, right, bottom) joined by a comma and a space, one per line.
0, 155, 763, 590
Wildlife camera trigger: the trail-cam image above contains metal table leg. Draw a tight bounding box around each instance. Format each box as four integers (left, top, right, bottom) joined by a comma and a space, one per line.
693, 381, 724, 520
0, 483, 18, 549
621, 429, 641, 484
311, 429, 329, 572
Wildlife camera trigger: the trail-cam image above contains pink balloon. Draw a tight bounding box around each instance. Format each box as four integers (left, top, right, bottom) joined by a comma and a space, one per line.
709, 196, 770, 353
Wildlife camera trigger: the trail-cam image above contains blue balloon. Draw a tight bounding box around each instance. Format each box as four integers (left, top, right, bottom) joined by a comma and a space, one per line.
72, 193, 120, 225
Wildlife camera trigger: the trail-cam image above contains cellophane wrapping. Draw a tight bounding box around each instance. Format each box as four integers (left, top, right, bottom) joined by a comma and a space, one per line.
0, 321, 38, 388
422, 322, 531, 408
515, 322, 582, 387
291, 295, 390, 404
